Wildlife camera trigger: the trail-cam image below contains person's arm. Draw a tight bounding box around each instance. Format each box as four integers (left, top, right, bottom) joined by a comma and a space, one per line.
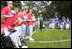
14, 18, 19, 24
1, 7, 13, 18
19, 18, 23, 24
22, 19, 27, 21
27, 19, 32, 21
27, 19, 35, 21
3, 15, 13, 17
14, 19, 18, 24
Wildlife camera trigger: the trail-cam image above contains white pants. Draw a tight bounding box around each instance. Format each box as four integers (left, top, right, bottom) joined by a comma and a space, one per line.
65, 24, 70, 30
51, 23, 55, 29
9, 33, 21, 48
21, 24, 27, 39
38, 21, 40, 29
9, 33, 20, 43
14, 26, 22, 37
4, 29, 21, 48
49, 23, 52, 28
60, 25, 63, 30
28, 25, 33, 38
4, 28, 10, 36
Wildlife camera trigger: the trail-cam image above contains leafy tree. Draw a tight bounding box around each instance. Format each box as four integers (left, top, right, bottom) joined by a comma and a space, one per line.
52, 1, 71, 17
1, 1, 7, 9
12, 1, 22, 10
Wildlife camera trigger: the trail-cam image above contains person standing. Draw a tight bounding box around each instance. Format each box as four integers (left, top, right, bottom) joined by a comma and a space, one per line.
65, 17, 70, 30
38, 14, 43, 30
27, 8, 34, 41
21, 9, 28, 40
1, 1, 13, 28
1, 1, 20, 48
12, 9, 28, 48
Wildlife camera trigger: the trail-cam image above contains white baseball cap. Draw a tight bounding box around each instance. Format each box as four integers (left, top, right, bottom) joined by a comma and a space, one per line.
7, 1, 13, 4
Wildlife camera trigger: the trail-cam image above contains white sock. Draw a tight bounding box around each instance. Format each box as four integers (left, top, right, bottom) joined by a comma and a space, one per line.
14, 43, 19, 48
18, 41, 22, 46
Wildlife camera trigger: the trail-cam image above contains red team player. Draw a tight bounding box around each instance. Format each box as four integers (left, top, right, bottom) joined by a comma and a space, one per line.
1, 1, 28, 48
1, 1, 13, 28
12, 9, 22, 48
11, 8, 28, 48
1, 1, 20, 48
1, 1, 14, 36
13, 9, 22, 37
21, 9, 29, 40
27, 8, 35, 41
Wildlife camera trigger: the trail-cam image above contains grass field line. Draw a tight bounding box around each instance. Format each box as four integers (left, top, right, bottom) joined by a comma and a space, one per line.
25, 39, 71, 43
36, 29, 71, 30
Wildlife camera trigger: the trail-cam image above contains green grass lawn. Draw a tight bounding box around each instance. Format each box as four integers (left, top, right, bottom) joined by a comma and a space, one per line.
22, 25, 71, 48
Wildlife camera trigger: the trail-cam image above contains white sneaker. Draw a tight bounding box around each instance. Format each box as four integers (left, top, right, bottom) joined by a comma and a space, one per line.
25, 36, 29, 39
21, 46, 28, 48
29, 37, 34, 41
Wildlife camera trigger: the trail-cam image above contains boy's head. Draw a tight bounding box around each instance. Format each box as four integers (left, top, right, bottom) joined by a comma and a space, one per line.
29, 8, 33, 13
22, 9, 26, 14
18, 10, 23, 16
15, 8, 19, 13
6, 1, 13, 8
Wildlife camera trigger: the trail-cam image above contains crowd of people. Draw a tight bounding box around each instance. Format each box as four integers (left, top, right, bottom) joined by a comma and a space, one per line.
48, 16, 71, 30
1, 1, 36, 48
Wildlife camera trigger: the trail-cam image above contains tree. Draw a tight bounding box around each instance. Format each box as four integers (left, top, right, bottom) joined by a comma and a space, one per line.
12, 1, 22, 10
1, 1, 7, 9
24, 1, 36, 9
52, 1, 71, 17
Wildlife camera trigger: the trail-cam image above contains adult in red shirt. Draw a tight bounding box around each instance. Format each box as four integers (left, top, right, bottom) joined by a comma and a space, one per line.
1, 5, 23, 48
1, 1, 14, 36
1, 1, 13, 28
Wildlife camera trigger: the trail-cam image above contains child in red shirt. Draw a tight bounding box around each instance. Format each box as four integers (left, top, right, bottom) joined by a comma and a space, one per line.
13, 9, 28, 48
20, 9, 28, 40
27, 8, 35, 41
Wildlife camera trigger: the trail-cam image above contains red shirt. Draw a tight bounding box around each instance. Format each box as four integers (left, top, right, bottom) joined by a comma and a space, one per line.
1, 24, 9, 31
13, 13, 21, 27
10, 14, 16, 26
22, 13, 28, 24
1, 6, 13, 27
27, 13, 34, 25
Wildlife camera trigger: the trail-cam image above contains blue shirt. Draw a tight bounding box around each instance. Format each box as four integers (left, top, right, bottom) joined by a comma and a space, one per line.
49, 19, 55, 23
62, 18, 66, 22
55, 18, 59, 21
65, 21, 71, 24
